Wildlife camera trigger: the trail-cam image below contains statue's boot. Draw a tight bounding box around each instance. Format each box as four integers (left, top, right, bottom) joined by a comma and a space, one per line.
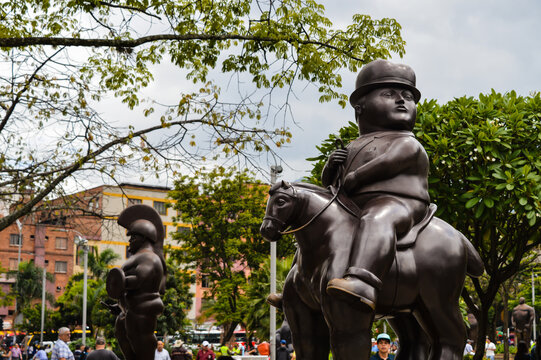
326, 269, 381, 311
266, 293, 283, 309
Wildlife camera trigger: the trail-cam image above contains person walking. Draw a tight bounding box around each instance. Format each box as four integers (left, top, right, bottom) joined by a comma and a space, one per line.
86, 337, 119, 360
32, 346, 48, 360
155, 341, 170, 360
276, 340, 291, 360
51, 328, 75, 360
170, 340, 192, 360
485, 337, 496, 360
196, 341, 215, 360
11, 344, 22, 360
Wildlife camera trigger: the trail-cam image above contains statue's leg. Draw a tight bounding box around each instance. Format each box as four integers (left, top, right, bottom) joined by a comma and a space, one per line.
321, 296, 374, 360
414, 298, 466, 360
283, 276, 330, 360
125, 311, 158, 360
328, 197, 424, 310
115, 314, 136, 360
387, 313, 430, 360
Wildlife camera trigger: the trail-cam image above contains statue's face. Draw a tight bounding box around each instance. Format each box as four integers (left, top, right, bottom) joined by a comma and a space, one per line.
356, 87, 417, 133
128, 233, 146, 254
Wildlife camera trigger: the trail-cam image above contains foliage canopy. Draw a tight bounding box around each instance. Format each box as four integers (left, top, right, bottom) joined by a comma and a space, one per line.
0, 0, 406, 231
169, 167, 295, 343
306, 90, 541, 357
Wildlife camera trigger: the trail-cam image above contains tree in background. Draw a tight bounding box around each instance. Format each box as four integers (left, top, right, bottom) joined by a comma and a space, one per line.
306, 91, 541, 358
244, 256, 295, 341
169, 167, 295, 343
0, 265, 14, 308
86, 248, 120, 280
157, 256, 195, 339
0, 0, 406, 232
8, 261, 54, 324
21, 304, 55, 333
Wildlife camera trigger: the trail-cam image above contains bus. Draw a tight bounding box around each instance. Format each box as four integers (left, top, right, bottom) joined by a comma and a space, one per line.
185, 329, 247, 347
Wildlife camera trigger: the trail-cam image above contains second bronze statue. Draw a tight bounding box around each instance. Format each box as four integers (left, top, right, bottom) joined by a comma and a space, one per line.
106, 204, 167, 360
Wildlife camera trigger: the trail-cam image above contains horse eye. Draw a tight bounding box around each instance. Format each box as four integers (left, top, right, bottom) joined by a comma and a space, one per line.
276, 198, 287, 206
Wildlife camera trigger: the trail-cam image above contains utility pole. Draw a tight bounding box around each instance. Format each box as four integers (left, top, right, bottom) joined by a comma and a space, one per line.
270, 164, 282, 360
40, 260, 48, 345
75, 235, 89, 346
15, 219, 23, 326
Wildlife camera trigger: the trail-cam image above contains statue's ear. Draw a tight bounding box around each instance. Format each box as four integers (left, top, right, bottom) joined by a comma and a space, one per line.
281, 180, 290, 189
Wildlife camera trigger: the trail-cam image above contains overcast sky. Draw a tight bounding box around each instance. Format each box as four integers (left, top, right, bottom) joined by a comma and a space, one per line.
91, 0, 541, 187
271, 0, 541, 182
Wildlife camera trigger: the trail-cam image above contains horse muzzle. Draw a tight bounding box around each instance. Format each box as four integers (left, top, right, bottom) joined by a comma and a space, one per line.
260, 219, 283, 242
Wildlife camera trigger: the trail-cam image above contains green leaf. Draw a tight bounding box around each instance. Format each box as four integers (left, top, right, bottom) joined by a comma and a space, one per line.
465, 198, 479, 209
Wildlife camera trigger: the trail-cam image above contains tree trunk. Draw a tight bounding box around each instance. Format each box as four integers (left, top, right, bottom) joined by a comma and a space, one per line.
222, 321, 238, 345
474, 302, 490, 360
502, 285, 510, 360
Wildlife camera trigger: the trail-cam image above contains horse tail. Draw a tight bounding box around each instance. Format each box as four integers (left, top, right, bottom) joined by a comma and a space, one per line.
461, 233, 484, 278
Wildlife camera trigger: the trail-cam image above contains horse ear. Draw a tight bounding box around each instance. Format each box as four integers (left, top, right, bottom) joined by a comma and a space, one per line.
281, 180, 290, 189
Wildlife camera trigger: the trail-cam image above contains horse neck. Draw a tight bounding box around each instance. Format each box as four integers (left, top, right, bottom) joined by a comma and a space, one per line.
291, 188, 336, 243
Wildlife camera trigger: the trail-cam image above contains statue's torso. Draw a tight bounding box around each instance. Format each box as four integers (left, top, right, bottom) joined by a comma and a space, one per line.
343, 131, 430, 203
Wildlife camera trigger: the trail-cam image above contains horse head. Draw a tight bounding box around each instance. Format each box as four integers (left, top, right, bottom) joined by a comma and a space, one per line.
260, 180, 299, 242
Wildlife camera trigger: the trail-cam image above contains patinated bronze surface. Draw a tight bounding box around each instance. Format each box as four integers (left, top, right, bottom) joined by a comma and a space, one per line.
512, 297, 535, 344
260, 59, 484, 360
105, 204, 167, 360
261, 182, 483, 360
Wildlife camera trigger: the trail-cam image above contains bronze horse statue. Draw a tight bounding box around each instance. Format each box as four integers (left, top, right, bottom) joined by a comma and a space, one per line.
260, 181, 484, 360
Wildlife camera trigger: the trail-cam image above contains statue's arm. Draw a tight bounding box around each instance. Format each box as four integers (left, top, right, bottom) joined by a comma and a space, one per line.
124, 256, 155, 290
343, 138, 422, 193
321, 148, 348, 187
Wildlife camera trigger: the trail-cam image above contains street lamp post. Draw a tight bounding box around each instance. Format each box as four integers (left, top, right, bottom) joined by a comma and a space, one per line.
16, 219, 22, 270
15, 219, 23, 326
75, 235, 89, 346
270, 165, 282, 360
40, 260, 48, 345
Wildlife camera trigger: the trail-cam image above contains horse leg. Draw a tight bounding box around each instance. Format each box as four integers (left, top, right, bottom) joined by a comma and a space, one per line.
413, 300, 466, 360
283, 279, 330, 360
387, 313, 430, 360
322, 298, 374, 360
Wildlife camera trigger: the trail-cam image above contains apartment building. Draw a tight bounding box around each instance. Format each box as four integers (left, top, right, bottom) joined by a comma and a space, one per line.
0, 183, 208, 328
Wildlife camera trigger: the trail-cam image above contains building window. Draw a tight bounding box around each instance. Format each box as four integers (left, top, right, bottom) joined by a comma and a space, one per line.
201, 275, 211, 288
55, 261, 67, 273
128, 198, 142, 206
153, 201, 167, 215
9, 258, 18, 271
55, 237, 68, 250
177, 226, 190, 235
9, 234, 20, 246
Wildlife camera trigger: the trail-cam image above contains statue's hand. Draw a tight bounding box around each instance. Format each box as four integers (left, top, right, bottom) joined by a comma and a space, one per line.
328, 149, 348, 168
101, 301, 122, 316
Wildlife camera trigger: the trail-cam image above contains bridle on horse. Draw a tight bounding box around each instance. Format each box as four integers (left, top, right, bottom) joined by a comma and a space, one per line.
277, 188, 340, 235
268, 139, 344, 235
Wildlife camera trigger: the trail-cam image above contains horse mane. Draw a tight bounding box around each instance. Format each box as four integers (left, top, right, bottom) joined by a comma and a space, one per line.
269, 180, 330, 196
291, 182, 329, 194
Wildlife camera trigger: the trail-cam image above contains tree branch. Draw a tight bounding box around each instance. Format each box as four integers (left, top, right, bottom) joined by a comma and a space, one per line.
98, 1, 162, 20
0, 34, 363, 61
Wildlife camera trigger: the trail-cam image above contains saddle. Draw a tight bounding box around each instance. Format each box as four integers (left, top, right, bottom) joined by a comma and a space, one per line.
329, 186, 437, 250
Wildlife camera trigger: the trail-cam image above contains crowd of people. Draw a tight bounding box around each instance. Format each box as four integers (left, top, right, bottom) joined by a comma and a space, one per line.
1, 327, 119, 360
